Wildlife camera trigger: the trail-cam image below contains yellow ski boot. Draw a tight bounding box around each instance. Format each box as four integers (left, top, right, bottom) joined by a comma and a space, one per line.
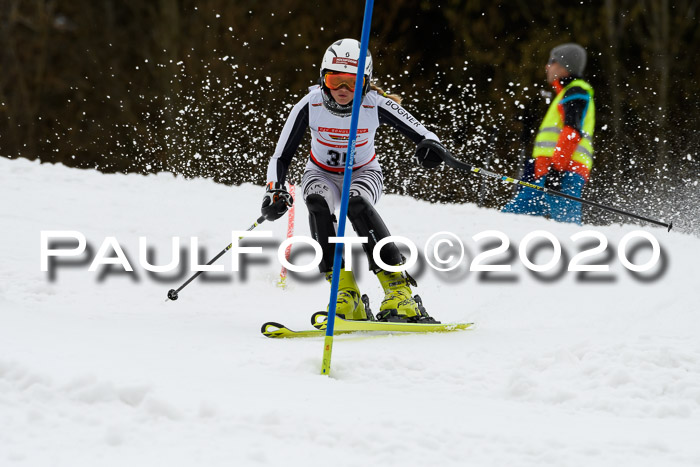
375, 269, 435, 322
325, 268, 368, 321
376, 269, 420, 320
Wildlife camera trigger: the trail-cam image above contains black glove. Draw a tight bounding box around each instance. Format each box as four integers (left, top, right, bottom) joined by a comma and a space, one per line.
261, 182, 293, 221
414, 139, 448, 169
544, 169, 564, 190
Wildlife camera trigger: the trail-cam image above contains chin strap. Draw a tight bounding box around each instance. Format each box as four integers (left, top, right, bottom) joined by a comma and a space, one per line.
321, 89, 353, 117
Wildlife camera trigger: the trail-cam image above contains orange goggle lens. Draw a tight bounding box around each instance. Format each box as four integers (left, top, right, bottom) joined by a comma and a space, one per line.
324, 72, 365, 91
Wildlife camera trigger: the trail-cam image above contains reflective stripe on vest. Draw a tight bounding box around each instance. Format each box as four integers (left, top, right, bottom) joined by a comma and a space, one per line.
533, 79, 595, 170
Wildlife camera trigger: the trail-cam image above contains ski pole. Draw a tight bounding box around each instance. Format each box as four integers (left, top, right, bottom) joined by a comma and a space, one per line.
441, 151, 672, 231
165, 215, 266, 301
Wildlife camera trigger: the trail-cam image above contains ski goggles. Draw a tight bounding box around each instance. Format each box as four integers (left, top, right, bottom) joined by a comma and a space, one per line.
323, 72, 365, 91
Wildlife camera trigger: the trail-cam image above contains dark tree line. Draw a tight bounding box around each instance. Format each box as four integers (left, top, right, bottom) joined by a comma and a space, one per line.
1, 1, 699, 232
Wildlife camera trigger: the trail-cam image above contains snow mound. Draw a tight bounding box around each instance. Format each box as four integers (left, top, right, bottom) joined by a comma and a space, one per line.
2, 157, 699, 467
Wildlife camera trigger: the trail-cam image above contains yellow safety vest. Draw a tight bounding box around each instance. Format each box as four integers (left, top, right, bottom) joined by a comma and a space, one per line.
533, 79, 595, 171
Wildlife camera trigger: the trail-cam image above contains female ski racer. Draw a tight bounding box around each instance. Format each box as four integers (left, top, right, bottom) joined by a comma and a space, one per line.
261, 38, 450, 323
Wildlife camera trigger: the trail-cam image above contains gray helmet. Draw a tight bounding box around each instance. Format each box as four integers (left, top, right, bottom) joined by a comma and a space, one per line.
549, 43, 587, 76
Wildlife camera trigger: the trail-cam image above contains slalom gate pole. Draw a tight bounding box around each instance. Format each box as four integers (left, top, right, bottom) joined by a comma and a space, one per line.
278, 184, 296, 289
321, 0, 375, 376
441, 151, 672, 231
165, 215, 266, 302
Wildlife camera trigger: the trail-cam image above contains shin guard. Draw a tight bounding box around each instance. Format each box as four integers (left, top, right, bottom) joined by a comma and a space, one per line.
346, 196, 402, 271
305, 194, 338, 273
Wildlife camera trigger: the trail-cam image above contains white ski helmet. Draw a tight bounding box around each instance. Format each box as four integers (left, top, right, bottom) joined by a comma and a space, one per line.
320, 38, 373, 80
319, 38, 373, 116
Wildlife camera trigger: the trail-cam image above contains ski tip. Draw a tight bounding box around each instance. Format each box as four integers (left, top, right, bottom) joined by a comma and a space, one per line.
261, 321, 286, 337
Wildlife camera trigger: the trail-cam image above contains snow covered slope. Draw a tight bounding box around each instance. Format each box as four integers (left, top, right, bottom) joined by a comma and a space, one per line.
2, 157, 699, 467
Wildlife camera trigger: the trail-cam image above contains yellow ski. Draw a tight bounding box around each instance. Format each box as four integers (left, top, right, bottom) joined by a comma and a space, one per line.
261, 318, 473, 339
